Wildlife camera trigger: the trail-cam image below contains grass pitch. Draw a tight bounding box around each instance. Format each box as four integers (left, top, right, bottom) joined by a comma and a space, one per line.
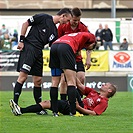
0, 91, 132, 133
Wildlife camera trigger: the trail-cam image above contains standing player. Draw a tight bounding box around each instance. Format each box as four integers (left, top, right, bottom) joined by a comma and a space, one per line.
12, 8, 72, 115
58, 7, 91, 100
49, 32, 96, 116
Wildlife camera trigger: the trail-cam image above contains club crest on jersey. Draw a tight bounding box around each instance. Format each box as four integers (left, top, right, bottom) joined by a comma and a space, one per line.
49, 34, 55, 41
30, 17, 34, 22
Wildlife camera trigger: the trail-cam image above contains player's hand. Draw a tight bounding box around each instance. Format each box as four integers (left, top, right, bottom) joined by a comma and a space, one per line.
17, 42, 24, 51
76, 101, 79, 107
85, 63, 91, 70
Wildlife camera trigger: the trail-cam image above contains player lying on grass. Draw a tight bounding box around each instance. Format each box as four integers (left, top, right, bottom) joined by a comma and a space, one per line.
9, 78, 117, 116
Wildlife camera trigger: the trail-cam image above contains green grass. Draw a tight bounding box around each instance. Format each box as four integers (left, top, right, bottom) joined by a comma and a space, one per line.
0, 91, 133, 133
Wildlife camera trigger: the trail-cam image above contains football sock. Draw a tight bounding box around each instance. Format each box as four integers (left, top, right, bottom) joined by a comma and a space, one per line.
13, 82, 23, 104
21, 104, 43, 114
77, 88, 83, 98
50, 87, 58, 113
76, 89, 84, 108
67, 86, 76, 115
33, 87, 42, 104
60, 94, 67, 100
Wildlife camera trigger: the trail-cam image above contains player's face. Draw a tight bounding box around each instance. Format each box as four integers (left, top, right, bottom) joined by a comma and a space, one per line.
60, 14, 72, 24
100, 83, 111, 91
85, 43, 95, 50
70, 16, 80, 28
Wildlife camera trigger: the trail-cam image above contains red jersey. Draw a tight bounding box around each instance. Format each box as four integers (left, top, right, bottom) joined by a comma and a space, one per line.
58, 22, 88, 62
83, 87, 108, 115
53, 32, 95, 54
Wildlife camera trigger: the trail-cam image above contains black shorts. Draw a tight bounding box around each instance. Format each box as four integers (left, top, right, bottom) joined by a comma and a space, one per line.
50, 100, 70, 115
76, 61, 85, 72
17, 42, 43, 76
49, 43, 76, 71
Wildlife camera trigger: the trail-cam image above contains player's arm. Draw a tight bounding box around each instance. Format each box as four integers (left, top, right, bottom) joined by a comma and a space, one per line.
76, 78, 86, 95
17, 21, 29, 51
76, 102, 96, 115
84, 50, 91, 70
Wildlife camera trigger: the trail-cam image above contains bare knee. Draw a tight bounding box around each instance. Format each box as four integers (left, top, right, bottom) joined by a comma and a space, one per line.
33, 76, 42, 87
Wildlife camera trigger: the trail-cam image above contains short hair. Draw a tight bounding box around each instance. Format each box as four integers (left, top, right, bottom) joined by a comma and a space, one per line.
107, 84, 117, 98
56, 8, 72, 16
72, 7, 82, 17
123, 38, 127, 41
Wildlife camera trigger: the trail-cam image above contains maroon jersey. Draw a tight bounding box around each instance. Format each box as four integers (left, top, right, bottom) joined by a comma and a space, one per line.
83, 87, 108, 115
53, 32, 95, 54
58, 22, 88, 62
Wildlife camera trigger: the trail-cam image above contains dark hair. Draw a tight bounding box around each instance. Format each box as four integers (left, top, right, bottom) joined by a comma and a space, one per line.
72, 7, 82, 17
56, 8, 72, 16
123, 38, 127, 41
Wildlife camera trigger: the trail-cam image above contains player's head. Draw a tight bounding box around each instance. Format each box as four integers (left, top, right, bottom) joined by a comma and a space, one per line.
100, 83, 117, 98
56, 8, 73, 24
70, 7, 82, 27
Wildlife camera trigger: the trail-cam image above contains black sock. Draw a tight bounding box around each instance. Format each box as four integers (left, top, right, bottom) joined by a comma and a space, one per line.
77, 88, 83, 98
13, 82, 23, 104
76, 89, 84, 108
21, 104, 43, 114
67, 86, 76, 115
60, 94, 67, 100
33, 87, 42, 104
50, 87, 58, 113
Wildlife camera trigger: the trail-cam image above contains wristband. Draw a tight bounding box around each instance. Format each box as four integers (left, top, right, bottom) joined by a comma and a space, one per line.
19, 35, 25, 43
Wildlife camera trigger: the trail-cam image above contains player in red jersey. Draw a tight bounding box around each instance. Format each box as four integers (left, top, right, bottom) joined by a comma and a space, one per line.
58, 7, 91, 100
9, 78, 116, 116
49, 32, 96, 116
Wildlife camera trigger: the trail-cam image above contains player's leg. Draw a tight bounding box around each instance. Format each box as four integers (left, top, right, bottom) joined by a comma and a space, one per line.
9, 99, 50, 116
59, 44, 77, 115
60, 73, 67, 100
13, 71, 28, 104
63, 69, 77, 115
49, 44, 62, 116
50, 72, 61, 116
76, 61, 85, 98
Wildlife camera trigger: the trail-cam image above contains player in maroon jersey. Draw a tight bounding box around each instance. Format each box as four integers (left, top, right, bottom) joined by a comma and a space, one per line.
49, 32, 96, 116
58, 7, 91, 100
9, 78, 116, 116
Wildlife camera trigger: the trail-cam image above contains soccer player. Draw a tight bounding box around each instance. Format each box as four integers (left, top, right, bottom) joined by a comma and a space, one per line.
49, 32, 96, 116
9, 78, 117, 116
58, 7, 91, 100
12, 8, 72, 115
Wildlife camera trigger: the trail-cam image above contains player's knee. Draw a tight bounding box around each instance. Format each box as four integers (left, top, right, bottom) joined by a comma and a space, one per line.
33, 77, 42, 87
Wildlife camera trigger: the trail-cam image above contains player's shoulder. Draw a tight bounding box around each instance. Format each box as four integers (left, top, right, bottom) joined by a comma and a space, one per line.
79, 21, 87, 27
58, 23, 69, 28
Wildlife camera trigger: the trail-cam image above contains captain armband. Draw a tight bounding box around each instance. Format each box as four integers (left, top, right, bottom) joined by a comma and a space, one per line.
19, 35, 25, 43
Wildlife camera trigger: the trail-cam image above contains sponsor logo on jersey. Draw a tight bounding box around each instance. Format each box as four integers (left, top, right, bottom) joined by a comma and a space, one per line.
22, 64, 31, 72
30, 17, 34, 22
113, 52, 132, 68
49, 34, 55, 41
42, 29, 46, 33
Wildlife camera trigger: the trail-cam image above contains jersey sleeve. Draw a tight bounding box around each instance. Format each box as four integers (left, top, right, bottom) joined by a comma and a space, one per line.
84, 87, 94, 95
93, 100, 108, 115
46, 18, 58, 47
27, 14, 46, 26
